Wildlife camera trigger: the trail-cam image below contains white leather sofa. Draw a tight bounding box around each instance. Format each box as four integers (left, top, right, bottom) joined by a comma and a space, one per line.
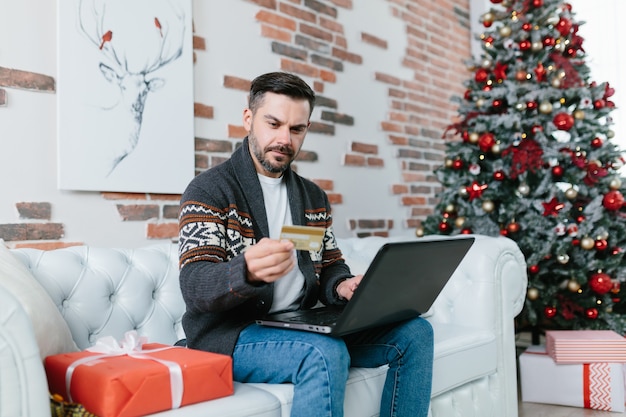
0, 234, 527, 417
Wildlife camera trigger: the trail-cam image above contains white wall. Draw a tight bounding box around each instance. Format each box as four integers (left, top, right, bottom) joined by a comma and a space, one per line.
0, 1, 418, 247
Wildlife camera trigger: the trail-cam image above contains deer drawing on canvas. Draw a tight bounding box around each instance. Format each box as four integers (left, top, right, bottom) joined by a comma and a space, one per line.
78, 0, 186, 177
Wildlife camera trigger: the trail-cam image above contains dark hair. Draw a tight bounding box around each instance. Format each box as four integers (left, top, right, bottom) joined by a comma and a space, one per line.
249, 72, 316, 116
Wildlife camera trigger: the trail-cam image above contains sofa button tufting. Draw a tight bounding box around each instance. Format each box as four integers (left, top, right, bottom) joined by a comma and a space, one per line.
256, 299, 265, 308
62, 299, 69, 308
109, 293, 116, 302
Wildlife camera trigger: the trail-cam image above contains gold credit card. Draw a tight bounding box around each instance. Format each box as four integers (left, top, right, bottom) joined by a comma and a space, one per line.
280, 225, 325, 251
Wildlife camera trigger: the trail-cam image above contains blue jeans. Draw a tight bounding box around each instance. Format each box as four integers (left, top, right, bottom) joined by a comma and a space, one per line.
232, 317, 433, 417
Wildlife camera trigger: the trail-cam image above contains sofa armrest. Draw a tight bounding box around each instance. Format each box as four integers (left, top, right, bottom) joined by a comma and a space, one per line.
427, 234, 527, 328
0, 284, 50, 417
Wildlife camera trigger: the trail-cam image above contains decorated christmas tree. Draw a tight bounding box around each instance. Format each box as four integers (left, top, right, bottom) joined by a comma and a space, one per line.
421, 0, 626, 335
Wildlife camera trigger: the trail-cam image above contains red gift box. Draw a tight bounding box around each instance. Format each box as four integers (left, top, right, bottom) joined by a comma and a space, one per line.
44, 335, 233, 417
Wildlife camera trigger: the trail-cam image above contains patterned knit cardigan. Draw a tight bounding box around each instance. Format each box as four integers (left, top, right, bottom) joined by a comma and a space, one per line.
178, 137, 352, 355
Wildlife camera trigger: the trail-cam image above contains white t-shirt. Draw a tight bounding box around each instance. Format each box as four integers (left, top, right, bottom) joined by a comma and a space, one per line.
258, 174, 305, 313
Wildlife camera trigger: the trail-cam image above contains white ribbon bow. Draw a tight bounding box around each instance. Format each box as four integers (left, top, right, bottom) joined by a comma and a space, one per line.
86, 330, 148, 354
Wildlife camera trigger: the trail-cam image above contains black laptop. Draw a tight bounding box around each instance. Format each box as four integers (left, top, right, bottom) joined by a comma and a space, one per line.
256, 236, 475, 336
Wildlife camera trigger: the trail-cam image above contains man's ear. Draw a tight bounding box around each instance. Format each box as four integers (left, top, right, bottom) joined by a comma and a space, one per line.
243, 108, 252, 132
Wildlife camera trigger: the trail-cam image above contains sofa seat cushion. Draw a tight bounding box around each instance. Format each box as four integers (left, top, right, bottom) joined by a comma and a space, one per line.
248, 365, 388, 417
149, 383, 281, 417
431, 322, 496, 397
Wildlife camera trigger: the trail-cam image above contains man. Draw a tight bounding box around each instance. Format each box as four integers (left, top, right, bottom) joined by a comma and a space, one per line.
178, 71, 433, 417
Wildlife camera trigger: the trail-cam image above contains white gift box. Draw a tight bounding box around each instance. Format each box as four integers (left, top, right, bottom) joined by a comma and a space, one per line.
519, 345, 626, 412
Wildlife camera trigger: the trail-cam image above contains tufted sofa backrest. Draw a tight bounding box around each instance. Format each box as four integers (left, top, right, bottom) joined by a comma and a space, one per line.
11, 244, 184, 350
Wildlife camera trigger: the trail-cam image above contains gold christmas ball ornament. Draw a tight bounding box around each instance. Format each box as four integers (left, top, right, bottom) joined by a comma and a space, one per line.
476, 98, 485, 108
468, 132, 480, 143
527, 287, 539, 301
482, 12, 494, 25
551, 78, 561, 88
482, 200, 495, 212
515, 102, 527, 112
567, 279, 581, 292
445, 158, 454, 168
564, 187, 578, 200
538, 101, 553, 114
455, 216, 466, 228
556, 253, 570, 264
499, 26, 512, 37
610, 178, 622, 190
458, 187, 469, 198
573, 109, 585, 120
491, 143, 501, 154
517, 183, 530, 196
607, 130, 615, 139
580, 237, 595, 250
531, 41, 543, 52
546, 15, 559, 25
481, 58, 493, 68
597, 231, 609, 241
444, 204, 456, 213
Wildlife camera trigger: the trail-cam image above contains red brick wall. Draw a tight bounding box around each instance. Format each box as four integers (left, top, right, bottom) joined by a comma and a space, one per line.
0, 0, 471, 248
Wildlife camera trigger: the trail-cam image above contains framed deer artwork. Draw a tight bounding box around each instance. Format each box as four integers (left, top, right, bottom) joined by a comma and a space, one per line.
57, 0, 194, 194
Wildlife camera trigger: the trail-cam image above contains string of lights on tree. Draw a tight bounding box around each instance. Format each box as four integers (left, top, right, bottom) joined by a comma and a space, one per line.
420, 0, 626, 334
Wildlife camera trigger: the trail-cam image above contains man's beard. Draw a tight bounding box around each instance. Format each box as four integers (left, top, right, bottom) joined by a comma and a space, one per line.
249, 130, 296, 174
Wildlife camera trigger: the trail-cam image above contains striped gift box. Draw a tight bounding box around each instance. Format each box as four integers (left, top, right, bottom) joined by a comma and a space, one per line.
520, 345, 626, 412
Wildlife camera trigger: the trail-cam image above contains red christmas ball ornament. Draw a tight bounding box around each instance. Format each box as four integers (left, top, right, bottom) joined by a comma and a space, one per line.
506, 222, 520, 233
499, 229, 508, 236
543, 37, 556, 47
591, 137, 603, 148
585, 308, 598, 320
544, 306, 557, 319
478, 133, 496, 152
519, 40, 531, 51
595, 239, 608, 251
439, 221, 452, 234
490, 0, 503, 3
589, 272, 613, 295
551, 166, 563, 177
532, 0, 543, 7
462, 131, 470, 142
594, 99, 606, 109
576, 215, 585, 223
556, 17, 572, 36
522, 22, 533, 31
464, 90, 472, 100
452, 159, 464, 170
603, 190, 625, 211
461, 228, 473, 235
526, 101, 537, 110
475, 68, 489, 83
553, 112, 575, 130
493, 170, 506, 181
529, 264, 540, 274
